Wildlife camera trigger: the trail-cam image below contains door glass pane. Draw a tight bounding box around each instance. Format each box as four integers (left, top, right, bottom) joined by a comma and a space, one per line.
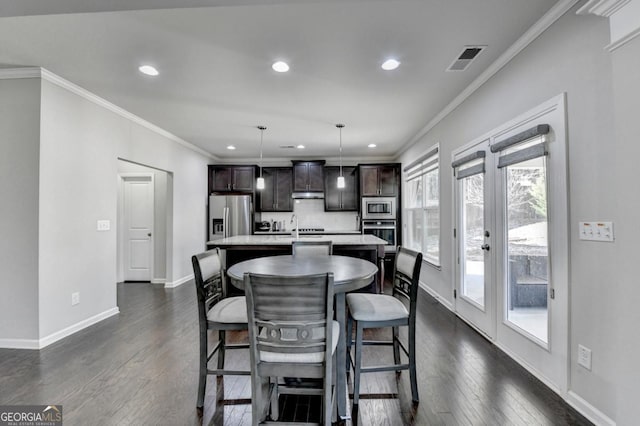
462, 173, 485, 306
505, 156, 549, 343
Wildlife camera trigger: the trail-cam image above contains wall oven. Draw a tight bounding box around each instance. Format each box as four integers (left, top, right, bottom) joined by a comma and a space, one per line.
362, 197, 396, 220
362, 219, 397, 253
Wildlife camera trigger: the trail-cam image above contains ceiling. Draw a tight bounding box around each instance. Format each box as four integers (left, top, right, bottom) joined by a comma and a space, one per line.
0, 0, 560, 162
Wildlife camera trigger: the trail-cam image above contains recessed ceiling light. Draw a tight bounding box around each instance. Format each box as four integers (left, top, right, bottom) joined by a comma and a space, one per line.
381, 59, 400, 71
227, 145, 236, 150
368, 144, 377, 148
272, 61, 290, 73
296, 145, 305, 149
138, 65, 159, 76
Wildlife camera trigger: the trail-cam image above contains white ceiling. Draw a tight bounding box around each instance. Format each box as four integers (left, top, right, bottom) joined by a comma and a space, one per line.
0, 0, 559, 162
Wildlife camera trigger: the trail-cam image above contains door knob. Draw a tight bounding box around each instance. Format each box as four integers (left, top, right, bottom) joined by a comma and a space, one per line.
481, 243, 490, 251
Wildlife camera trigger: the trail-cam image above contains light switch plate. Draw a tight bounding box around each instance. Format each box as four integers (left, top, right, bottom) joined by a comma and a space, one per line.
579, 221, 613, 242
578, 344, 592, 370
97, 220, 111, 231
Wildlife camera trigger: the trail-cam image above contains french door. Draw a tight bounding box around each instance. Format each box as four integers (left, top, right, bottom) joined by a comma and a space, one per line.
453, 94, 569, 394
453, 140, 495, 339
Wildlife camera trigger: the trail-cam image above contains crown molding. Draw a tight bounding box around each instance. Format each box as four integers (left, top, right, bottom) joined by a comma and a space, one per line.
0, 67, 42, 79
576, 0, 630, 17
395, 0, 580, 159
0, 66, 218, 161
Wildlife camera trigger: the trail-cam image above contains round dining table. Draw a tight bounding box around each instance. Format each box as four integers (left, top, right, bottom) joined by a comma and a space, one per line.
227, 254, 378, 420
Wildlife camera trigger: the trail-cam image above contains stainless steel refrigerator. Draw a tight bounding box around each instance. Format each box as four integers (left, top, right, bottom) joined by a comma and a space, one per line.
208, 194, 252, 241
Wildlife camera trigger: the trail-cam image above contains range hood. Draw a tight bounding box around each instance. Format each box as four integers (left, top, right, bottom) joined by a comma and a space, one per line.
291, 191, 324, 199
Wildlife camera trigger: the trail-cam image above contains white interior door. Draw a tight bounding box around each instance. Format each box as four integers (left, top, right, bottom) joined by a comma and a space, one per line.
453, 139, 495, 339
123, 175, 154, 282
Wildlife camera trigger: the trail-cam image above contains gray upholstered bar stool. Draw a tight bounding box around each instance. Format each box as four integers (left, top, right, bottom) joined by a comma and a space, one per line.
291, 240, 333, 256
346, 246, 422, 405
244, 272, 338, 425
191, 248, 250, 413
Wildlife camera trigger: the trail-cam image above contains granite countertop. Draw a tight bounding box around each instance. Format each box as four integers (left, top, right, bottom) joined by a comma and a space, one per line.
253, 230, 361, 235
207, 234, 387, 246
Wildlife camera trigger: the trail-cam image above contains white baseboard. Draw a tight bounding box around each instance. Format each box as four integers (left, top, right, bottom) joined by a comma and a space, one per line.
0, 307, 120, 350
38, 307, 120, 349
165, 274, 193, 288
418, 281, 454, 311
566, 391, 616, 426
0, 337, 41, 350
151, 278, 166, 285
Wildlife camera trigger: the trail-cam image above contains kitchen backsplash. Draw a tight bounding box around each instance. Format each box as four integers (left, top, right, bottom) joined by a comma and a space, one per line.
256, 199, 359, 231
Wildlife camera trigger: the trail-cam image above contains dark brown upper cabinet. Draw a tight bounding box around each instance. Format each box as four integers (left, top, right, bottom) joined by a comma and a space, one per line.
292, 160, 325, 192
257, 167, 293, 212
359, 164, 399, 197
324, 166, 358, 211
209, 165, 257, 193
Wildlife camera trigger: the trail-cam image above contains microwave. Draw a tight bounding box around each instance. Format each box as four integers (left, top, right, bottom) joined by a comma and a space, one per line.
362, 197, 396, 220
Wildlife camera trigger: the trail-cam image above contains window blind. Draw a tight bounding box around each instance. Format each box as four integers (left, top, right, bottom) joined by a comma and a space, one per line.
404, 146, 439, 181
491, 124, 549, 168
451, 150, 485, 180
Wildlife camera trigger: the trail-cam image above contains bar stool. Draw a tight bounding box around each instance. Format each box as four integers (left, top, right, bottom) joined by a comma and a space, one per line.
346, 246, 422, 405
191, 248, 250, 413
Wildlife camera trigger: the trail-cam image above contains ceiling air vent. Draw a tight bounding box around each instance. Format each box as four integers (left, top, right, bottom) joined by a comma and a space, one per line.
447, 45, 486, 72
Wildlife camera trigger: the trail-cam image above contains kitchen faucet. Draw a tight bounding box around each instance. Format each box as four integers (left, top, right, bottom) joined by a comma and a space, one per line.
291, 214, 299, 239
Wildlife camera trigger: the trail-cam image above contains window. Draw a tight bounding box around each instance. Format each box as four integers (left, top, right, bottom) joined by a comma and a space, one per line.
404, 146, 439, 265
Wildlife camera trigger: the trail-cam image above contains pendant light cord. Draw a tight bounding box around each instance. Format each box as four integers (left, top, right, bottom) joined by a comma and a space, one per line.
258, 125, 266, 177
337, 123, 345, 177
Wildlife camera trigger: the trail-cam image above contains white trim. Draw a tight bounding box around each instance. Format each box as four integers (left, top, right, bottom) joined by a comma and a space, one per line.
38, 307, 120, 349
395, 0, 579, 158
566, 391, 617, 426
165, 274, 193, 288
576, 0, 630, 17
606, 24, 640, 50
0, 338, 40, 350
151, 278, 166, 285
0, 67, 41, 79
418, 281, 453, 312
0, 67, 216, 161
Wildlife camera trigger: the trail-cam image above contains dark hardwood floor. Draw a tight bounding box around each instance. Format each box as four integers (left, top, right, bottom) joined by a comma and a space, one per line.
0, 282, 591, 425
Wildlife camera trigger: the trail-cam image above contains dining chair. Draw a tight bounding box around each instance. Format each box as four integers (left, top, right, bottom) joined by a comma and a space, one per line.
191, 248, 250, 413
346, 246, 422, 405
291, 240, 333, 256
243, 272, 337, 425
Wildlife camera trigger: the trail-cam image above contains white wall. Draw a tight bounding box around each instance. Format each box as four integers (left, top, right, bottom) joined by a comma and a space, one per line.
609, 35, 640, 426
0, 78, 41, 343
398, 7, 624, 423
34, 76, 210, 341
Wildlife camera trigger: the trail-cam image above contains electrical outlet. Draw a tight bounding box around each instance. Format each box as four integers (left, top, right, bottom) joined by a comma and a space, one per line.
578, 344, 592, 370
71, 292, 80, 306
97, 220, 111, 231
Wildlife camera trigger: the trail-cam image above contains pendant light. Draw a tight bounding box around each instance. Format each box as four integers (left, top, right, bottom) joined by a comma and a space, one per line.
256, 126, 267, 190
336, 123, 345, 189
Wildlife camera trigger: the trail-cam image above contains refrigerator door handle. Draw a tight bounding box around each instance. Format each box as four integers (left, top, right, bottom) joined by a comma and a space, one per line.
223, 207, 229, 238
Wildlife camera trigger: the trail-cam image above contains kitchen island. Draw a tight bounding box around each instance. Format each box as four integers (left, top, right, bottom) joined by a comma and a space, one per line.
207, 234, 387, 292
